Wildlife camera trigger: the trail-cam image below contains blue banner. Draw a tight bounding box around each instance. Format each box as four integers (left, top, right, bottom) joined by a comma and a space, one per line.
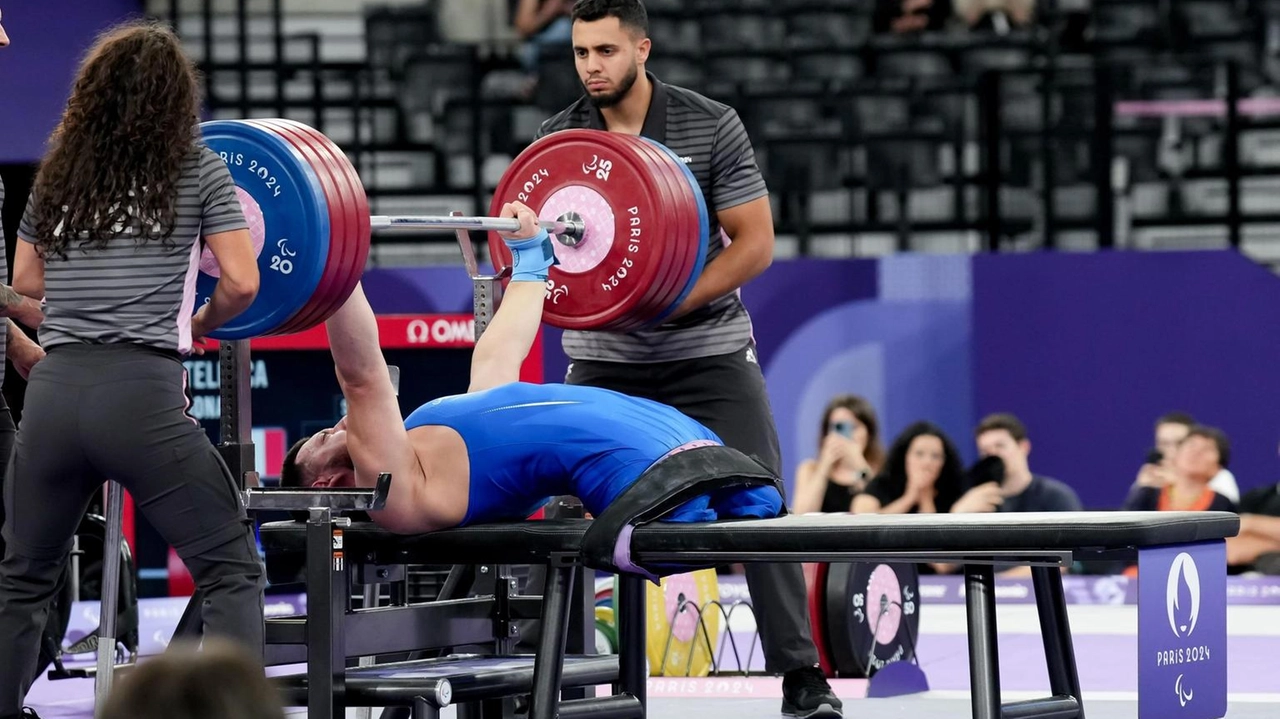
1138, 541, 1228, 719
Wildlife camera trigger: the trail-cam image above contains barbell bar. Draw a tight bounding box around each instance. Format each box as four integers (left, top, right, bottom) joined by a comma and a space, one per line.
370, 214, 587, 245
196, 120, 709, 340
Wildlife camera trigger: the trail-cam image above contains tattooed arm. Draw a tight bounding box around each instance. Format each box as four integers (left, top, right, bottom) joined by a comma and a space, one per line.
0, 284, 43, 328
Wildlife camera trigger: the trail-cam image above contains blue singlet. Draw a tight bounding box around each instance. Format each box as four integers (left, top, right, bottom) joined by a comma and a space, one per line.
403, 382, 783, 526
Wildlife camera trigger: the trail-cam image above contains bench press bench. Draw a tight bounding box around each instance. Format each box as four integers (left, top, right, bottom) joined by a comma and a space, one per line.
254, 490, 1238, 719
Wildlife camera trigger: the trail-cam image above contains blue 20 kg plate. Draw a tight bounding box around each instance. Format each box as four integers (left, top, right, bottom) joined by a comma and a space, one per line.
197, 120, 330, 339
642, 138, 709, 325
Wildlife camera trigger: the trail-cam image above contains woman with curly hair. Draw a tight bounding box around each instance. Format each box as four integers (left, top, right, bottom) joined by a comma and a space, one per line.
852, 421, 968, 516
0, 21, 263, 717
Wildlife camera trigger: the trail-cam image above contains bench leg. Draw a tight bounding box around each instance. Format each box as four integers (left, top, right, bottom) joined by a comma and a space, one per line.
307, 509, 346, 719
411, 696, 439, 719
530, 563, 576, 719
616, 574, 647, 711
1032, 566, 1084, 715
964, 564, 1001, 719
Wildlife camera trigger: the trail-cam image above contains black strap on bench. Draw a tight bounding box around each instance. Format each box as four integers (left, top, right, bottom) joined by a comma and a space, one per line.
579, 445, 785, 581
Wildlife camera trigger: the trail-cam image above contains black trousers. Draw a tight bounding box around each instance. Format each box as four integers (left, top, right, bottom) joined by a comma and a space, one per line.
564, 343, 819, 674
0, 344, 265, 713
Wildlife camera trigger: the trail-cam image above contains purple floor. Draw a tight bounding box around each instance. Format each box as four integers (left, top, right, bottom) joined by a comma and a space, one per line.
24, 574, 1280, 717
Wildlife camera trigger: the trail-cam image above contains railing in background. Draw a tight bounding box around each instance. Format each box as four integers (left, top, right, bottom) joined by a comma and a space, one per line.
165, 0, 1274, 260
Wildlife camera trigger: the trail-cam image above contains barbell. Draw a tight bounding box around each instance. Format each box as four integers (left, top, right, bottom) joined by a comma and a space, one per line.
196, 119, 709, 339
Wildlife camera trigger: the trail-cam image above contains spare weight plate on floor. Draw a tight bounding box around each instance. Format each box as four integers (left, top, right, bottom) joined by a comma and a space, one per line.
645, 568, 721, 677
825, 562, 920, 678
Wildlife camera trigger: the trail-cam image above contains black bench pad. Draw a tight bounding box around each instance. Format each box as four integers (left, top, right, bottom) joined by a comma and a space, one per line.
260, 511, 1237, 581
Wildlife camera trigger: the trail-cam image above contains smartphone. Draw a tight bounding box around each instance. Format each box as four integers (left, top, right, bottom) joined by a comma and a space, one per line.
832, 421, 854, 438
1145, 449, 1163, 466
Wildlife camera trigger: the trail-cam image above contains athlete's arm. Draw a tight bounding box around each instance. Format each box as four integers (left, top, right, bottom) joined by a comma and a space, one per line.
326, 282, 423, 530
468, 201, 548, 394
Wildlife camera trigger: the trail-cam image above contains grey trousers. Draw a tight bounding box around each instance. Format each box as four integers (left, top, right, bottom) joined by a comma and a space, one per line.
0, 344, 265, 713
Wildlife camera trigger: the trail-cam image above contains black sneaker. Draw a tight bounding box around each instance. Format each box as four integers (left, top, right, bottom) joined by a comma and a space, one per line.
22, 710, 41, 719
781, 666, 842, 718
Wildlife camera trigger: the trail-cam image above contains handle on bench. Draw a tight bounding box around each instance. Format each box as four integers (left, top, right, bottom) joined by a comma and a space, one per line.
243, 473, 392, 512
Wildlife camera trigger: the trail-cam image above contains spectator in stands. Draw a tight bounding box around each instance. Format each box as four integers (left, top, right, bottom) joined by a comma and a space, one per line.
874, 0, 1036, 35
874, 0, 954, 35
1229, 458, 1280, 573
954, 0, 1037, 33
968, 413, 1083, 513
1122, 425, 1237, 513
100, 639, 284, 719
793, 395, 885, 514
1133, 412, 1239, 504
513, 0, 574, 71
853, 421, 968, 515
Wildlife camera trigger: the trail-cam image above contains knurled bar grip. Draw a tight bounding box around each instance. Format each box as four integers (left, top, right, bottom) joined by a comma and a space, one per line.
370, 215, 585, 239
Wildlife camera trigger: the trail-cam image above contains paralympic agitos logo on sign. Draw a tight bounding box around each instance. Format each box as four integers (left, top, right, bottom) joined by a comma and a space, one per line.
1160, 552, 1209, 708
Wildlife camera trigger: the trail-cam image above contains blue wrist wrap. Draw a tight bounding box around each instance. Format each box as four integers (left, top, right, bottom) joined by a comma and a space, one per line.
506, 229, 558, 282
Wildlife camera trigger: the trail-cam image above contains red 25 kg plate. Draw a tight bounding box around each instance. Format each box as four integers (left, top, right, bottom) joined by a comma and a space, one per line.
489, 129, 676, 332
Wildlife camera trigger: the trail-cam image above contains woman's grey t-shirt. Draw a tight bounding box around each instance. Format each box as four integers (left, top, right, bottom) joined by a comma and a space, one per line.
18, 146, 247, 353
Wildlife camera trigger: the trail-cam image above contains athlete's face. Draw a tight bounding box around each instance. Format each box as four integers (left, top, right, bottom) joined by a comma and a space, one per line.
298, 426, 354, 488
0, 8, 10, 48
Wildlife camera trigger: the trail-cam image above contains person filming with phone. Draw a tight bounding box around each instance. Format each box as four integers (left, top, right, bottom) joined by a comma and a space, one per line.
960, 413, 1083, 514
792, 395, 884, 514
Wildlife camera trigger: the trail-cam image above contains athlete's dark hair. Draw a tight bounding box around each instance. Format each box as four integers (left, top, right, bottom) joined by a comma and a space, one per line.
32, 20, 202, 260
571, 0, 649, 36
279, 436, 312, 488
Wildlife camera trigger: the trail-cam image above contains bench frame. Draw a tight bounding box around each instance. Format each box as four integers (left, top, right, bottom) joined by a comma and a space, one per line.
260, 499, 1113, 719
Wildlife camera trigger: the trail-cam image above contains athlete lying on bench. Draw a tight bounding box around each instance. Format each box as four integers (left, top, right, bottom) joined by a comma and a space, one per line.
281, 200, 783, 534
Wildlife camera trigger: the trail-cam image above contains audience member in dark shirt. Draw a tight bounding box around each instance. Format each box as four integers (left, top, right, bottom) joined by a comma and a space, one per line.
1228, 476, 1280, 574
971, 413, 1083, 514
853, 421, 968, 516
854, 421, 971, 573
